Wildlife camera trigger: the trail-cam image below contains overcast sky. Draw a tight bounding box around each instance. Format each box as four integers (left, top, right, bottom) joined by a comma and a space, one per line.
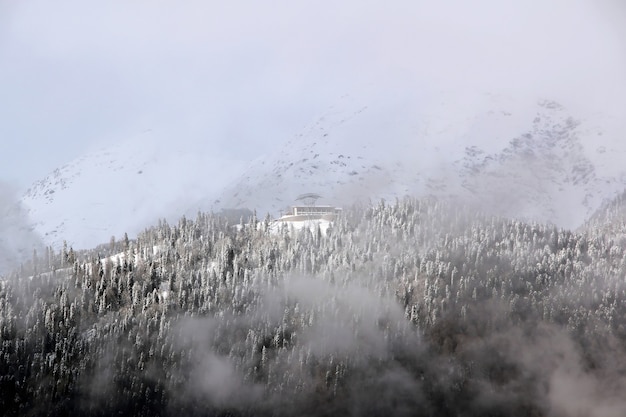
2, 0, 625, 189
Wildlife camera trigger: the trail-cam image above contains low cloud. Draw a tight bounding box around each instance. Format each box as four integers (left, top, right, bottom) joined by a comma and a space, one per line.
0, 181, 43, 275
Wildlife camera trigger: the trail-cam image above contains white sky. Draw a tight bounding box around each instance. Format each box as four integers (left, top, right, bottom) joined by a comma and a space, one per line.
1, 0, 625, 189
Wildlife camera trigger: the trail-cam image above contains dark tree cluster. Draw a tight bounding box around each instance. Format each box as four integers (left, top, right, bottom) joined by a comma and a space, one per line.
2, 197, 626, 416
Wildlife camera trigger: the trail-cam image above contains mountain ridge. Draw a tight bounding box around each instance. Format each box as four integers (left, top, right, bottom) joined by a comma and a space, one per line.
20, 131, 245, 250
214, 93, 626, 229
16, 90, 626, 256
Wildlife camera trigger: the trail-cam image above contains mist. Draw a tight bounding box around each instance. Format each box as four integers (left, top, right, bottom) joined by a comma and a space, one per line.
2, 2, 626, 414
1, 0, 625, 189
3, 196, 626, 415
0, 181, 43, 274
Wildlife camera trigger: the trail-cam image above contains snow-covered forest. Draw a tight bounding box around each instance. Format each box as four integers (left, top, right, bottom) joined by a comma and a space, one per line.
2, 196, 626, 416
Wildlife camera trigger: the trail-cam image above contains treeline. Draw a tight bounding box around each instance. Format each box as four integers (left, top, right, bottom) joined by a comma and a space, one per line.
1, 197, 626, 416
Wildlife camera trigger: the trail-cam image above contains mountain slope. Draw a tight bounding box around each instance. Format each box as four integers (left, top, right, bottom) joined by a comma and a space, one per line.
215, 91, 626, 229
21, 130, 245, 249
582, 189, 626, 238
4, 197, 626, 416
19, 89, 626, 254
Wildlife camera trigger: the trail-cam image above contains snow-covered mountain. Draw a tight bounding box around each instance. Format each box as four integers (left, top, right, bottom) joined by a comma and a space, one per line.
214, 90, 626, 229
17, 88, 626, 256
583, 189, 626, 238
21, 130, 245, 250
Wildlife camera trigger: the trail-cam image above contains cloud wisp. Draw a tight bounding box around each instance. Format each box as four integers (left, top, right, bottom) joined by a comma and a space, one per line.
1, 0, 625, 188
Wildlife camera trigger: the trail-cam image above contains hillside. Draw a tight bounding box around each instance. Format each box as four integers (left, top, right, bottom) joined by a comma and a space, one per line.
16, 89, 626, 263
20, 130, 245, 250
215, 91, 626, 229
582, 188, 626, 237
2, 197, 626, 416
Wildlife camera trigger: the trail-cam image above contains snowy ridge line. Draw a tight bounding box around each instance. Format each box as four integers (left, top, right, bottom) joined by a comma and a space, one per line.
15, 90, 626, 268
215, 94, 626, 230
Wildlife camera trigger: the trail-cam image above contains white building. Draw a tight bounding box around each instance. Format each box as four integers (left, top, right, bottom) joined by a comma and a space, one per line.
278, 205, 342, 222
